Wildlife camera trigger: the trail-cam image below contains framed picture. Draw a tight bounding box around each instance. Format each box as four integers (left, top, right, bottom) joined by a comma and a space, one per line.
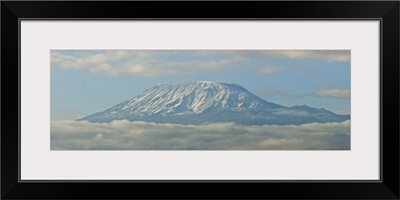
2, 1, 399, 199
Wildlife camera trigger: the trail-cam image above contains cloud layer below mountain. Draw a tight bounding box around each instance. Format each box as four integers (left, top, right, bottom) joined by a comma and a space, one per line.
51, 120, 350, 150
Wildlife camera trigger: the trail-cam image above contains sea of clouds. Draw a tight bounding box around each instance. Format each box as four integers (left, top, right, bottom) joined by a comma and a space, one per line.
51, 120, 350, 150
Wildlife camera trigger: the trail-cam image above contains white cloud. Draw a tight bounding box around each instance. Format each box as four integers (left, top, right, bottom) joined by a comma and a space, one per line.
51, 50, 350, 77
259, 50, 350, 62
95, 133, 103, 140
51, 120, 350, 150
199, 50, 350, 62
51, 51, 235, 77
315, 89, 350, 99
258, 66, 282, 74
51, 51, 129, 70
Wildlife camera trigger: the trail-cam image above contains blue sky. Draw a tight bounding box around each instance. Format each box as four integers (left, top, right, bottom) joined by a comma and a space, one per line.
50, 50, 350, 120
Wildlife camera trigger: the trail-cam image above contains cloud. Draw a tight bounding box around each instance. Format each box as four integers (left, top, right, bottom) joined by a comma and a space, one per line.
259, 50, 350, 62
51, 51, 129, 70
315, 89, 350, 99
258, 66, 282, 74
51, 51, 235, 77
51, 120, 350, 150
199, 50, 350, 62
51, 50, 350, 77
214, 50, 350, 65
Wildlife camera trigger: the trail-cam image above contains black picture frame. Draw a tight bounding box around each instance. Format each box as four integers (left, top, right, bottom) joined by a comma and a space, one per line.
1, 1, 399, 199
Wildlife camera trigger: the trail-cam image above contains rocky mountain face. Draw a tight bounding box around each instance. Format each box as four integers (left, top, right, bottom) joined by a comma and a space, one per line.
78, 81, 350, 125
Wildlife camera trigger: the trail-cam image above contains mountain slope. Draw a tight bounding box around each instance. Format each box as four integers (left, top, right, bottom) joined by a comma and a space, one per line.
78, 81, 350, 125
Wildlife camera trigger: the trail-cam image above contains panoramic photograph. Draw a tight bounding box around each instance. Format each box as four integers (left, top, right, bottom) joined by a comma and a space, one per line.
51, 50, 350, 150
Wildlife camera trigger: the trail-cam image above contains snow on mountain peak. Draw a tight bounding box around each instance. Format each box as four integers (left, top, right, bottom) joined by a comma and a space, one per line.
78, 81, 350, 125
118, 81, 278, 115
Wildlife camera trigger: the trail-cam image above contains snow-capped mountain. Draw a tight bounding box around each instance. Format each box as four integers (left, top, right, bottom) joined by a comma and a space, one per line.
78, 81, 350, 125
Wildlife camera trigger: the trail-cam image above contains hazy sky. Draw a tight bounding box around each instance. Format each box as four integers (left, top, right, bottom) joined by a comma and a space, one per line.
51, 50, 350, 120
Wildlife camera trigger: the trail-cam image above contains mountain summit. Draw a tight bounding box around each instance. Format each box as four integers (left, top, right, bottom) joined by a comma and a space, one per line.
78, 81, 350, 125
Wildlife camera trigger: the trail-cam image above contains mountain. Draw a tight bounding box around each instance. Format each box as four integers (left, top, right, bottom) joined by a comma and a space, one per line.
78, 81, 350, 125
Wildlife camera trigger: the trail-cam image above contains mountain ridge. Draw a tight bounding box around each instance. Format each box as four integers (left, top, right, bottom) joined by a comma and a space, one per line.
78, 81, 350, 125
